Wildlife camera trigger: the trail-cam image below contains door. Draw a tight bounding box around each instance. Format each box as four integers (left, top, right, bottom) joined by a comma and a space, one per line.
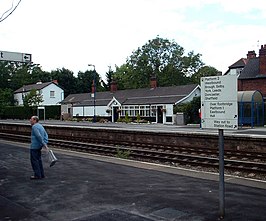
157, 106, 163, 123
113, 107, 119, 122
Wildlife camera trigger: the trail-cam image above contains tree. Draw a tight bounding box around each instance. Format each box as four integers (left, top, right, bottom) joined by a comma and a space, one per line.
190, 65, 220, 84
8, 62, 32, 91
50, 68, 77, 97
23, 89, 44, 107
114, 36, 204, 89
174, 96, 201, 124
29, 64, 51, 83
77, 69, 105, 94
104, 66, 114, 91
0, 61, 12, 90
0, 88, 15, 116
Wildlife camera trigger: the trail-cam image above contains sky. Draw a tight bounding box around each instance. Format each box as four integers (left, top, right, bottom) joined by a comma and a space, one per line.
1, 0, 266, 81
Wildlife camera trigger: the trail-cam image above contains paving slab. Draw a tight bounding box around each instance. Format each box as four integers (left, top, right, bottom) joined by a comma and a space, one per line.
0, 140, 266, 221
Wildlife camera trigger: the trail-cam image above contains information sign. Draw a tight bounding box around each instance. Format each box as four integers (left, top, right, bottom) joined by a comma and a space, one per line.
201, 75, 238, 129
0, 50, 32, 63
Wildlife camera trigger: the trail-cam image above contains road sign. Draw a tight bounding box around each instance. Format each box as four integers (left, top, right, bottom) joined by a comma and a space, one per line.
0, 50, 32, 63
201, 75, 238, 129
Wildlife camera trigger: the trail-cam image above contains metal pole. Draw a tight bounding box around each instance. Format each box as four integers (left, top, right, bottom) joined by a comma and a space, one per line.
219, 129, 225, 219
93, 69, 96, 123
88, 64, 96, 123
44, 107, 45, 122
93, 67, 96, 123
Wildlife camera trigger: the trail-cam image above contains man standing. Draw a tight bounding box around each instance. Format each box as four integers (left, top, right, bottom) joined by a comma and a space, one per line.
30, 116, 48, 179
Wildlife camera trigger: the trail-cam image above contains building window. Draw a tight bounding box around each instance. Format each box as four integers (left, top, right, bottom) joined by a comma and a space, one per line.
50, 91, 55, 98
120, 105, 159, 117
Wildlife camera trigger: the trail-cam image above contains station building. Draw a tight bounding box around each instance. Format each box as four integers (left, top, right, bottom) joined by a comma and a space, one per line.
61, 79, 200, 124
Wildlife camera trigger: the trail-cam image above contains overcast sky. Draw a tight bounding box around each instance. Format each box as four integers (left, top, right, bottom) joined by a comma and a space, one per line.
1, 0, 266, 80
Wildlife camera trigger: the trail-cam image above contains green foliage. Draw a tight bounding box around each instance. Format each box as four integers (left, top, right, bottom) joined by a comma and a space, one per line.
44, 105, 61, 120
50, 68, 78, 97
23, 89, 44, 107
136, 113, 141, 123
125, 112, 131, 123
117, 115, 132, 123
1, 106, 32, 119
174, 97, 201, 124
76, 69, 104, 93
104, 66, 114, 90
0, 105, 60, 120
0, 88, 15, 105
0, 88, 16, 116
116, 147, 131, 159
191, 65, 220, 84
113, 36, 204, 89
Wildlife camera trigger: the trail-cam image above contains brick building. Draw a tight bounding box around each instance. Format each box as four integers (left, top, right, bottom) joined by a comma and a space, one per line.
226, 44, 266, 100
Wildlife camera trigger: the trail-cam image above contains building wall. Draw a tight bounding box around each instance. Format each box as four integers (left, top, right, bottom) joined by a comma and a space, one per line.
238, 79, 266, 96
14, 93, 24, 105
226, 68, 243, 77
73, 106, 110, 117
40, 84, 64, 106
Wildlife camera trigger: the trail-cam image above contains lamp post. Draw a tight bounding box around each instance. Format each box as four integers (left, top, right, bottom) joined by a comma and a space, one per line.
88, 64, 96, 123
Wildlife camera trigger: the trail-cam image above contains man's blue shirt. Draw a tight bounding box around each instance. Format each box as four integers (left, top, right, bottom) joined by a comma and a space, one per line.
31, 123, 48, 149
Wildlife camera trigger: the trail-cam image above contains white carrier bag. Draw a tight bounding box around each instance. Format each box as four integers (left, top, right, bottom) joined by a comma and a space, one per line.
47, 148, 58, 167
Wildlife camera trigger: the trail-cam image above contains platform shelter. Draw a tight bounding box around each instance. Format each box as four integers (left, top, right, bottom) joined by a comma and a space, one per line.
238, 90, 264, 127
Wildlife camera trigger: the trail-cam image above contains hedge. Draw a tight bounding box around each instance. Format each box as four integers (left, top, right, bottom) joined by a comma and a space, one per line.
0, 105, 61, 120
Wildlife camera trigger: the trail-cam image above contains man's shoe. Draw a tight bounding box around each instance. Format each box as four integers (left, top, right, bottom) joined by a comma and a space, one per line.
30, 176, 41, 180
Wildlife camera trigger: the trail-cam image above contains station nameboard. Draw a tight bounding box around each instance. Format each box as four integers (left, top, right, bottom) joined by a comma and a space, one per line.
0, 50, 31, 63
201, 75, 238, 130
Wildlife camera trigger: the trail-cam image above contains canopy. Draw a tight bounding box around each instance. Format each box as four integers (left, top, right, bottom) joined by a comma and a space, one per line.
238, 90, 263, 103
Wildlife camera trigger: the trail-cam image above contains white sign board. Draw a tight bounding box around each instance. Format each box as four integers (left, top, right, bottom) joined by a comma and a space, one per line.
0, 50, 31, 63
201, 75, 238, 129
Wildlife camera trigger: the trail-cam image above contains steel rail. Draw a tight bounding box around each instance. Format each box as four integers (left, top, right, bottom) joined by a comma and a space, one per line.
0, 132, 265, 175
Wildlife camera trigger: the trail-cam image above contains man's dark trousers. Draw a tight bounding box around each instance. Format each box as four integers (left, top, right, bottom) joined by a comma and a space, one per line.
30, 149, 44, 178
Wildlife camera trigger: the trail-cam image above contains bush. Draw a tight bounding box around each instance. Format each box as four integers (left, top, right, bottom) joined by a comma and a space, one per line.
116, 147, 131, 159
0, 105, 61, 120
174, 97, 201, 124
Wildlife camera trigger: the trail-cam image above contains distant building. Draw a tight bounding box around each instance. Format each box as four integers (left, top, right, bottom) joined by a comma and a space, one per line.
225, 44, 266, 100
61, 79, 200, 124
14, 80, 64, 106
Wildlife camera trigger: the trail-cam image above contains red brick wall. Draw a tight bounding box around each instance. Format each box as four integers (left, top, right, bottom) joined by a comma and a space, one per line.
259, 45, 266, 75
238, 79, 266, 96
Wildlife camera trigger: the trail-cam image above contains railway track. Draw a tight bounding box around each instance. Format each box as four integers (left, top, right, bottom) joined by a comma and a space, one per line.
0, 131, 266, 177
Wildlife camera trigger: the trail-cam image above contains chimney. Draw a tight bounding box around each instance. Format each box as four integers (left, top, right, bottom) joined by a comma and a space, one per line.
150, 76, 157, 89
247, 50, 256, 59
259, 44, 266, 75
110, 80, 118, 92
91, 80, 96, 93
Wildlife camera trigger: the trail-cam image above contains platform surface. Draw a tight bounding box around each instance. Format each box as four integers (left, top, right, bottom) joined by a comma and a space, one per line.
2, 119, 266, 138
0, 140, 266, 221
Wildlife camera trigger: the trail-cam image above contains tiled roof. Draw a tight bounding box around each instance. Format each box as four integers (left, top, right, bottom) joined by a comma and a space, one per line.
63, 84, 199, 106
14, 82, 58, 93
238, 58, 266, 79
229, 58, 248, 69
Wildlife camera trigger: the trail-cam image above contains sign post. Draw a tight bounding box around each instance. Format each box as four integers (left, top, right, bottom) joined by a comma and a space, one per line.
201, 75, 238, 219
0, 50, 32, 63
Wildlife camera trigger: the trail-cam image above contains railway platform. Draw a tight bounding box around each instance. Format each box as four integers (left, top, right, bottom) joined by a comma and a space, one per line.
0, 140, 266, 221
1, 119, 266, 138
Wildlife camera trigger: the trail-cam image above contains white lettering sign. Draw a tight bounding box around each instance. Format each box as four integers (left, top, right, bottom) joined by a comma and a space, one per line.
201, 75, 238, 129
